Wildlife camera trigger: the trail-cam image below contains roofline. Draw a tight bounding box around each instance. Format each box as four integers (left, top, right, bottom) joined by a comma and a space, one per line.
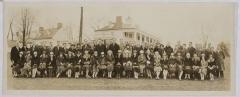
32, 38, 53, 40
95, 28, 136, 31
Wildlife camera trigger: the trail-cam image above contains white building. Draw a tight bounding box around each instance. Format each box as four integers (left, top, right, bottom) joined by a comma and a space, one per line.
94, 16, 159, 45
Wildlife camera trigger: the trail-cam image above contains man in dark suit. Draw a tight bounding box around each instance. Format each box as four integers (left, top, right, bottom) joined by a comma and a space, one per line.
12, 51, 25, 77
10, 42, 23, 65
95, 40, 106, 55
10, 42, 24, 77
82, 40, 92, 53
187, 42, 196, 57
164, 43, 173, 58
108, 39, 120, 57
30, 43, 39, 56
53, 41, 64, 57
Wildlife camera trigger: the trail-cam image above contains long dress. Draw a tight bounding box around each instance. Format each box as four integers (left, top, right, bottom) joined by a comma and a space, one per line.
106, 55, 115, 72
200, 58, 208, 76
153, 55, 162, 72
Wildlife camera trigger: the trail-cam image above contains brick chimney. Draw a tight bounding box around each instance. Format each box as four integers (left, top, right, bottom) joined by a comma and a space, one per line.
39, 27, 44, 32
114, 16, 123, 28
57, 22, 63, 29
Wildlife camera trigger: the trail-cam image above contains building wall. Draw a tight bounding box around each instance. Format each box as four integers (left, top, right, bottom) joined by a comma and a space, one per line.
95, 29, 159, 45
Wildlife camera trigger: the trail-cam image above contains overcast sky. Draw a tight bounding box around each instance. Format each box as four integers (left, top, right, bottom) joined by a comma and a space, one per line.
5, 2, 236, 46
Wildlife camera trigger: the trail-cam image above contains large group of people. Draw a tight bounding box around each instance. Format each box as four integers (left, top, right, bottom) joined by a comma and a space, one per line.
10, 39, 226, 81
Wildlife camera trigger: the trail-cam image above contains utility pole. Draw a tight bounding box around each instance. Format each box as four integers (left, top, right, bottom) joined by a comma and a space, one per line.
79, 7, 83, 43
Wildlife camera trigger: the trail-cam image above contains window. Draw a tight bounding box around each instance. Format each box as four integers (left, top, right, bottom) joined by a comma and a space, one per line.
142, 35, 145, 42
137, 33, 140, 40
129, 33, 133, 38
146, 37, 149, 42
125, 32, 128, 37
124, 32, 134, 38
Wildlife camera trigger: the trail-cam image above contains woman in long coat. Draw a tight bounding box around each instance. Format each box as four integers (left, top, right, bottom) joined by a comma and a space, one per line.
161, 52, 169, 80
145, 49, 154, 79
91, 51, 99, 78
106, 50, 115, 78
200, 53, 208, 80
153, 51, 162, 80
138, 50, 146, 77
176, 52, 184, 80
82, 50, 91, 78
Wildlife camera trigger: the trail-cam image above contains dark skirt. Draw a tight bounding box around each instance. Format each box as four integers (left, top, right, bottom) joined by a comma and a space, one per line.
184, 66, 192, 74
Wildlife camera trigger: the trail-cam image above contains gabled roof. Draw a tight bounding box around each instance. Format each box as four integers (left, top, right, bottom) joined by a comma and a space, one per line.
95, 16, 137, 31
33, 28, 60, 40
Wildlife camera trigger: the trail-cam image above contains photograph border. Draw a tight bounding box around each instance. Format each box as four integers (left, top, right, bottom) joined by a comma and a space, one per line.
1, 0, 239, 96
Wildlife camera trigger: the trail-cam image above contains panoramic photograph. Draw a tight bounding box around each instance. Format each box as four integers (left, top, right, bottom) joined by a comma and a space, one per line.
3, 2, 236, 95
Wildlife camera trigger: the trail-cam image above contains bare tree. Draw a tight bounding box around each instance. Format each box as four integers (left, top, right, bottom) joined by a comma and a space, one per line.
7, 16, 14, 40
17, 8, 35, 45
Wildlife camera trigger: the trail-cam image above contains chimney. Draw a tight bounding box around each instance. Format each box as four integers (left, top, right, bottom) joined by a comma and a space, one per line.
39, 27, 44, 32
57, 22, 63, 29
114, 16, 123, 28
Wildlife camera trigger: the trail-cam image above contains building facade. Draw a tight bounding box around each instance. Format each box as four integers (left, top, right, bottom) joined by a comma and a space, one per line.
94, 16, 159, 45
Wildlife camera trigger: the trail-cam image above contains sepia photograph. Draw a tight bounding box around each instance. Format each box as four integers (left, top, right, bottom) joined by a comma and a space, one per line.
2, 0, 238, 96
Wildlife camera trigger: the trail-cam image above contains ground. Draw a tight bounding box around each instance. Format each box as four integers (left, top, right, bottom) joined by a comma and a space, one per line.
6, 54, 231, 91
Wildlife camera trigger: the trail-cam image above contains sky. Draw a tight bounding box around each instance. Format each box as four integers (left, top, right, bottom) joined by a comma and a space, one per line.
5, 2, 236, 46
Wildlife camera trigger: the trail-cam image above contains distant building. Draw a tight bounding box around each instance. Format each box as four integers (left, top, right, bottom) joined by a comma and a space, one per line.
32, 23, 75, 45
94, 16, 159, 45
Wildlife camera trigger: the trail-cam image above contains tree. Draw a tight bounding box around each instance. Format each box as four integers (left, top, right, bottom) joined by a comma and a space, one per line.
17, 8, 35, 45
7, 16, 14, 40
